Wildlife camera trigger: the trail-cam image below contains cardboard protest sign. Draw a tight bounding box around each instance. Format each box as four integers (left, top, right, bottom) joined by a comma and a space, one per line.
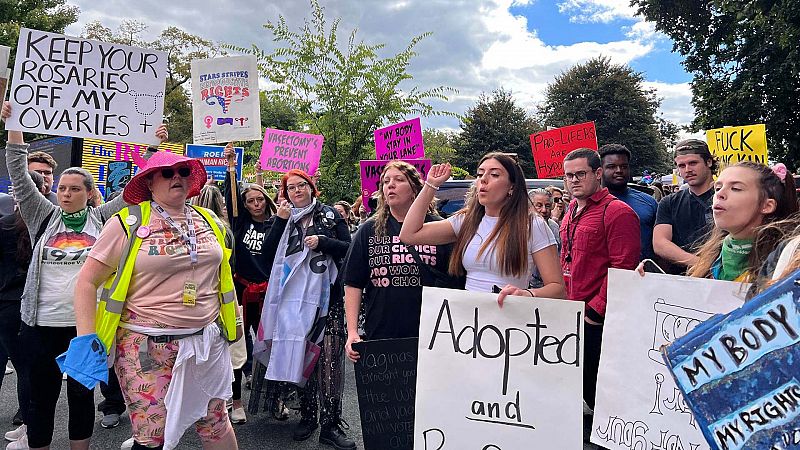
105, 161, 133, 200
0, 45, 10, 101
706, 124, 767, 168
353, 338, 418, 450
191, 55, 261, 144
374, 118, 424, 160
81, 138, 184, 198
415, 287, 584, 449
186, 144, 243, 181
530, 121, 598, 178
5, 28, 167, 145
591, 269, 747, 450
359, 159, 431, 213
260, 128, 323, 175
661, 268, 800, 450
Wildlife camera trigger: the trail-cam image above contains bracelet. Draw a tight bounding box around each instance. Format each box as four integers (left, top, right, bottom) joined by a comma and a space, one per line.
525, 288, 536, 297
424, 181, 440, 191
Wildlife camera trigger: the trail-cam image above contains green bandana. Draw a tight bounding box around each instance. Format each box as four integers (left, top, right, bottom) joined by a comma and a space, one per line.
61, 208, 89, 233
718, 236, 753, 281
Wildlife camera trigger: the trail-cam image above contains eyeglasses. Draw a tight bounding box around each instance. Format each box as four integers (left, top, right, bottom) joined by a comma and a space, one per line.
286, 181, 309, 192
564, 171, 590, 182
34, 169, 53, 176
161, 167, 191, 179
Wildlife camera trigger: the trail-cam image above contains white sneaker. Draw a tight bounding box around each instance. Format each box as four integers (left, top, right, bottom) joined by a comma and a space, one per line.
229, 407, 247, 424
120, 437, 135, 450
4, 365, 12, 376
6, 435, 28, 450
4, 425, 25, 442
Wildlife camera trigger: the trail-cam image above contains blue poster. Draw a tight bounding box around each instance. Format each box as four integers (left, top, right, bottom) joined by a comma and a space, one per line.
185, 144, 243, 181
662, 269, 800, 450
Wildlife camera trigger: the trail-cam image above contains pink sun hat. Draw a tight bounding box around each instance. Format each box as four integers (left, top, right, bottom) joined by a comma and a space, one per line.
123, 151, 207, 204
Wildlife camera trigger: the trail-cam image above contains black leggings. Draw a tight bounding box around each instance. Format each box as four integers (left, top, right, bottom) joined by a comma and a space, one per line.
23, 325, 95, 447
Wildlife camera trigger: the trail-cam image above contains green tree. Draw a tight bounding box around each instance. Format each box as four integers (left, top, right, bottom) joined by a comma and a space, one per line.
0, 0, 79, 68
82, 20, 226, 143
538, 57, 671, 174
423, 129, 458, 164
231, 0, 455, 203
633, 0, 800, 166
455, 88, 540, 177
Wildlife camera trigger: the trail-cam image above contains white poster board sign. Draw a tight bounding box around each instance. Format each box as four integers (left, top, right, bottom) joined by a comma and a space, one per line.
591, 269, 747, 450
191, 55, 261, 144
415, 287, 584, 449
6, 28, 167, 145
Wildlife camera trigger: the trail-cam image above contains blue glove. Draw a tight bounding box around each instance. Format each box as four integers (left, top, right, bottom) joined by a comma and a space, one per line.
55, 333, 108, 390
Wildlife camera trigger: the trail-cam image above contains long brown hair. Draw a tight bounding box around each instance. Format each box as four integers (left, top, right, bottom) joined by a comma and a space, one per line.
373, 161, 426, 238
448, 152, 532, 278
688, 162, 798, 280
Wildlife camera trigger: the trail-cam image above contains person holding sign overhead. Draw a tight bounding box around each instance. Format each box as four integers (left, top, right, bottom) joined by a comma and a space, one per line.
257, 169, 354, 449
343, 161, 454, 361
400, 152, 564, 305
71, 150, 243, 450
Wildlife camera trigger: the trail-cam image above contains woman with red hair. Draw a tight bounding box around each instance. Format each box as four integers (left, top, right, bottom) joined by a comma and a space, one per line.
253, 170, 355, 449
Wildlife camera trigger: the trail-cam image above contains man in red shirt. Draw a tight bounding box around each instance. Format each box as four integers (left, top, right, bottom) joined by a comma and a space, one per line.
560, 148, 640, 412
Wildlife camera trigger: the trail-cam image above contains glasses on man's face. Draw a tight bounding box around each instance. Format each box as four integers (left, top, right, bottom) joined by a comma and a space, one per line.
34, 169, 53, 176
564, 170, 590, 182
161, 167, 191, 179
286, 181, 309, 193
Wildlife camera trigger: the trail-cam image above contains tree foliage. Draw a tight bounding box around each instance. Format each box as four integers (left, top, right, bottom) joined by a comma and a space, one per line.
231, 0, 455, 203
538, 57, 671, 174
455, 89, 540, 177
81, 20, 226, 143
633, 0, 800, 166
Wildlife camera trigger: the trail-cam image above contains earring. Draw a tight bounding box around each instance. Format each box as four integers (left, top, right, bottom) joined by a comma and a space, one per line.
508, 191, 513, 197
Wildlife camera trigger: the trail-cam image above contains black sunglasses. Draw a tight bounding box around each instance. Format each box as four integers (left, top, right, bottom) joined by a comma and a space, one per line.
161, 167, 191, 179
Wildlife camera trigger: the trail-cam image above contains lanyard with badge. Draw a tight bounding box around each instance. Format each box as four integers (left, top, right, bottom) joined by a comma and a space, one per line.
152, 202, 198, 307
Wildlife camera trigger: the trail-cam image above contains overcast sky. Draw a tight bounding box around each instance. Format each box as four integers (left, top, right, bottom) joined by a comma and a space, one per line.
64, 0, 695, 133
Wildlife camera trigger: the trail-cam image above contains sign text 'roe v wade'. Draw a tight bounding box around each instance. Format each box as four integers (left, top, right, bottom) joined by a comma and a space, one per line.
530, 121, 598, 179
415, 288, 584, 450
6, 28, 168, 146
374, 118, 425, 160
591, 269, 747, 450
260, 128, 323, 176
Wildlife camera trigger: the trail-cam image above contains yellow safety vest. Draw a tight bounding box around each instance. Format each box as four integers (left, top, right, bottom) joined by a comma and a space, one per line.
95, 201, 238, 353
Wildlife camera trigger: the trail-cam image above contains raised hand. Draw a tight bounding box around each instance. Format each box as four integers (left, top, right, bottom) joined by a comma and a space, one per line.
223, 143, 236, 167
154, 124, 169, 143
277, 200, 291, 220
427, 163, 452, 188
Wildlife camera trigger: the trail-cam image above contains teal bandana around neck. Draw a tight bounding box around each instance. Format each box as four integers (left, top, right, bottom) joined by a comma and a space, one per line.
61, 208, 89, 233
717, 235, 753, 281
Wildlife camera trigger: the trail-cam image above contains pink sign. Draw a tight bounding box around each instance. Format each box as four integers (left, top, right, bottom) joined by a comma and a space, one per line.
260, 128, 324, 175
374, 118, 425, 160
360, 159, 431, 212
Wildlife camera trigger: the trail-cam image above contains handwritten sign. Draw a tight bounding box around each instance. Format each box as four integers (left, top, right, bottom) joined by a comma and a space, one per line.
530, 121, 598, 178
591, 269, 746, 450
359, 159, 431, 213
354, 338, 418, 450
190, 55, 261, 144
81, 138, 184, 198
706, 124, 767, 168
374, 118, 425, 160
662, 268, 800, 450
5, 28, 167, 145
260, 128, 323, 176
186, 144, 243, 181
415, 287, 584, 449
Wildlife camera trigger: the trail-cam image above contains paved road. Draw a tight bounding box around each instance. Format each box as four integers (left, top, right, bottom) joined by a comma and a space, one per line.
0, 364, 600, 449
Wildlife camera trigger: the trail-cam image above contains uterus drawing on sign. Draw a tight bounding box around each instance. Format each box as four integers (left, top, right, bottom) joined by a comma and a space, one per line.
647, 299, 712, 365
129, 90, 164, 135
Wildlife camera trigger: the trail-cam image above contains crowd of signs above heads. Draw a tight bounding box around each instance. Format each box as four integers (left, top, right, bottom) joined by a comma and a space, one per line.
0, 28, 773, 195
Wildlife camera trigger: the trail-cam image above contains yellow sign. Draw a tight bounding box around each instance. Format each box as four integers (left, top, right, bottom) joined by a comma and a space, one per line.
706, 124, 767, 167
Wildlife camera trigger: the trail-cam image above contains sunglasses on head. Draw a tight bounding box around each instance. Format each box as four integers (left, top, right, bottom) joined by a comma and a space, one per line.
160, 167, 191, 179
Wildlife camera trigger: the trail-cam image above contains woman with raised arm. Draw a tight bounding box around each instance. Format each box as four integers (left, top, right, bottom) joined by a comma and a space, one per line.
400, 153, 565, 305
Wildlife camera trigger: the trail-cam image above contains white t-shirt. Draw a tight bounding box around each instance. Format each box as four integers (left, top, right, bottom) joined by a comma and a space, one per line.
447, 213, 556, 292
36, 218, 101, 326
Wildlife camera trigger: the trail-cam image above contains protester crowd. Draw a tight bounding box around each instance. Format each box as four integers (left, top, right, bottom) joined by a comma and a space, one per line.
1, 95, 798, 450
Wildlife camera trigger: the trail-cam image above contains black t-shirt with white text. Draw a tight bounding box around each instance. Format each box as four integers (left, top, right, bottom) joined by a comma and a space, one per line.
655, 187, 714, 274
233, 217, 273, 283
344, 214, 452, 340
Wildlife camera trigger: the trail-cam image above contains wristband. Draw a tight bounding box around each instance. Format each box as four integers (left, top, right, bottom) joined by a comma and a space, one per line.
425, 181, 440, 191
525, 288, 535, 297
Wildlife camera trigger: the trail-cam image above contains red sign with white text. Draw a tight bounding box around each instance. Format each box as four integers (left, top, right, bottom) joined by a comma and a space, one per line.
530, 122, 598, 178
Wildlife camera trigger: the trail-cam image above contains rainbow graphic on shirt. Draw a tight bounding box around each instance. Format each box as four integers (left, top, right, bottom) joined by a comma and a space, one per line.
45, 231, 96, 250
